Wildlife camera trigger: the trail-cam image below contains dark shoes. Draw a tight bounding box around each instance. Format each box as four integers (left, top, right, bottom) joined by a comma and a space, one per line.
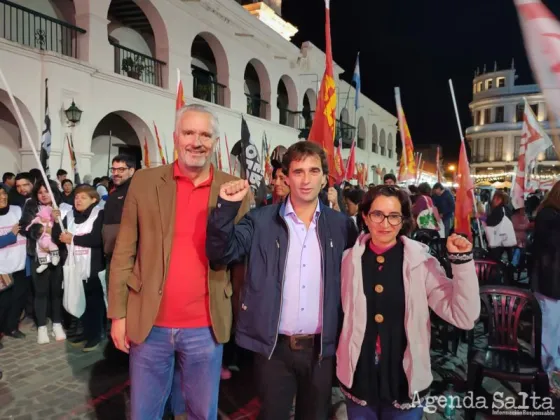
7, 330, 25, 339
83, 339, 101, 353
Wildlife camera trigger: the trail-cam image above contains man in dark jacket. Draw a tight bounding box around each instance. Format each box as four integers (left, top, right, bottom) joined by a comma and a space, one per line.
432, 182, 455, 236
206, 141, 357, 420
102, 154, 136, 264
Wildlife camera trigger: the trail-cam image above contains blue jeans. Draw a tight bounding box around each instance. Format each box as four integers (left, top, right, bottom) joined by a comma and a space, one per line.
346, 400, 424, 420
129, 326, 223, 420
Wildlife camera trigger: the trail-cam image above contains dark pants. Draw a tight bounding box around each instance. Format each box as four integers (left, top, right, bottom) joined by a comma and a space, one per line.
3, 270, 30, 333
254, 335, 334, 420
346, 400, 424, 420
31, 261, 63, 327
0, 284, 13, 333
82, 276, 105, 343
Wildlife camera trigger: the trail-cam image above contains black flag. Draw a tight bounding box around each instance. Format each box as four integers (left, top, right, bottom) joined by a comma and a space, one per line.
231, 116, 267, 206
40, 78, 51, 177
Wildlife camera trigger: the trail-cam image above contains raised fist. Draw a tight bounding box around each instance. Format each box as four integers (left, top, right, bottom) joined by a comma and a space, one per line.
219, 179, 250, 202
446, 234, 473, 253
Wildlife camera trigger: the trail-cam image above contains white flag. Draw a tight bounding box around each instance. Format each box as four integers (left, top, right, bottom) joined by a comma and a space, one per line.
514, 0, 560, 123
511, 99, 553, 208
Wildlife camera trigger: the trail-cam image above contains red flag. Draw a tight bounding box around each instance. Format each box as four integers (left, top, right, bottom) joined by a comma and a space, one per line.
395, 88, 416, 182
454, 141, 474, 240
153, 122, 166, 165
307, 0, 338, 185
333, 142, 345, 184
345, 140, 356, 181
173, 69, 185, 161
143, 137, 151, 168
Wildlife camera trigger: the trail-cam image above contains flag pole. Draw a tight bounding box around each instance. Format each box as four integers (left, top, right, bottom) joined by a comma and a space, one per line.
106, 130, 112, 176
59, 134, 65, 171
0, 68, 65, 230
449, 79, 484, 248
224, 133, 232, 175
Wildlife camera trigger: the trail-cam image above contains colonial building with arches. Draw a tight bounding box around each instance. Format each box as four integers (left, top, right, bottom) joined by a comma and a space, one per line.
0, 0, 397, 181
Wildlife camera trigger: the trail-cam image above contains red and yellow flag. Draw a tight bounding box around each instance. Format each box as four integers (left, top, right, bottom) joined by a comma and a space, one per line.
308, 0, 338, 185
153, 122, 166, 165
454, 141, 474, 240
395, 88, 416, 182
173, 69, 185, 161
143, 137, 151, 168
333, 142, 345, 184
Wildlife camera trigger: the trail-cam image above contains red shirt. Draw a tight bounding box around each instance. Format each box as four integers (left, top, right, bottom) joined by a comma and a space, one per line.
155, 163, 213, 328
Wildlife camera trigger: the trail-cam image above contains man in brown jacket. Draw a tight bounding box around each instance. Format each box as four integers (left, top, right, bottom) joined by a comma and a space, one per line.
108, 104, 249, 420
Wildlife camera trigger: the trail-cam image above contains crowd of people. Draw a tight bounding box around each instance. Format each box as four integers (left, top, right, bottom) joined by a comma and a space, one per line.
0, 103, 558, 419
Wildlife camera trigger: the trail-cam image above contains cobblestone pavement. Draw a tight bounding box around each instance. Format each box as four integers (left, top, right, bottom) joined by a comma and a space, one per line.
0, 320, 558, 420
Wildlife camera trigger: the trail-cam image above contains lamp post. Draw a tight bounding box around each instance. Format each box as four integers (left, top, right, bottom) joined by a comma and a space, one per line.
64, 100, 83, 126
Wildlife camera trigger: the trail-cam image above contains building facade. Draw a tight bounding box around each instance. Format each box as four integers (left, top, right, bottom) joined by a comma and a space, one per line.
465, 66, 559, 183
0, 0, 397, 183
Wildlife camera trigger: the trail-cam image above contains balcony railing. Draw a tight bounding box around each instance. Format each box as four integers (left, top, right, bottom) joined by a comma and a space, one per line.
111, 41, 165, 87
336, 120, 355, 148
192, 67, 226, 106
0, 0, 86, 58
246, 95, 268, 119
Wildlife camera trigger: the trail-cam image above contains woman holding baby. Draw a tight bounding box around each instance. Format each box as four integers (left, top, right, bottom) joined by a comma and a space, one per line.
20, 179, 72, 344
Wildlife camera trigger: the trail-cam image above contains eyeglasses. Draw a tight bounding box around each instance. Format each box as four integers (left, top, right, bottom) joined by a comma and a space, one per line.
109, 167, 131, 174
367, 210, 403, 226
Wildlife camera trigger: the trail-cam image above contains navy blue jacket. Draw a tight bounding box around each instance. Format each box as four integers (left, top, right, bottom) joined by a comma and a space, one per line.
206, 197, 358, 359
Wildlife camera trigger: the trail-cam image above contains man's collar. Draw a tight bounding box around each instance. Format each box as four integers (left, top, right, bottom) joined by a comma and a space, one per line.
173, 161, 214, 186
283, 195, 321, 218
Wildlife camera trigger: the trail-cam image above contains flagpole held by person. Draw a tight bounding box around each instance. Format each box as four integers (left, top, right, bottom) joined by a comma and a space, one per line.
448, 79, 484, 247
0, 68, 65, 232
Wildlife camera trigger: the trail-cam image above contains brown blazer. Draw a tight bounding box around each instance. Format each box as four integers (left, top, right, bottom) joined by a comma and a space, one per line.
107, 164, 250, 344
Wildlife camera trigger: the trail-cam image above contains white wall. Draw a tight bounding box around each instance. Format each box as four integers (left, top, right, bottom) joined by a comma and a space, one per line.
0, 0, 397, 180
0, 119, 21, 173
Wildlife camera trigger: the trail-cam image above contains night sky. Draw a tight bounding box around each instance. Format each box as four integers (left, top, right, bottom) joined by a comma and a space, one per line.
282, 0, 560, 161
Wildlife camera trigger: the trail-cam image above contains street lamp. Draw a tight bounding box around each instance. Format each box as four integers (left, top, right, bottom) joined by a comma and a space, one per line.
448, 164, 456, 172
64, 100, 83, 125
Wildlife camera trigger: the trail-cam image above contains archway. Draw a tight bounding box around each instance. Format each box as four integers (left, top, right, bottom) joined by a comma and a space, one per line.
191, 32, 230, 107
0, 89, 38, 173
379, 129, 386, 156
357, 117, 366, 149
106, 0, 170, 88
90, 111, 154, 177
387, 133, 394, 159
277, 75, 298, 127
371, 124, 378, 153
244, 59, 271, 120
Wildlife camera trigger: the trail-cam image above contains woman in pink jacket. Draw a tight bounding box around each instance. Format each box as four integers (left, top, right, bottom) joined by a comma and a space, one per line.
336, 185, 480, 419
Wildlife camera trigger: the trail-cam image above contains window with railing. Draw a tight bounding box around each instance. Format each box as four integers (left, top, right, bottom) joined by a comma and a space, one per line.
483, 138, 490, 161
111, 41, 165, 87
388, 149, 393, 159
278, 108, 299, 128
336, 120, 355, 148
545, 146, 557, 161
514, 136, 522, 159
246, 95, 268, 119
0, 0, 86, 58
515, 104, 524, 122
495, 106, 504, 123
192, 66, 226, 106
484, 108, 491, 125
494, 137, 503, 161
357, 137, 365, 149
372, 142, 378, 153
380, 146, 386, 156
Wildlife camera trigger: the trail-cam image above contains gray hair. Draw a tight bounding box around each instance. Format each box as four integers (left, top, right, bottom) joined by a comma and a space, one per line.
175, 104, 220, 139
